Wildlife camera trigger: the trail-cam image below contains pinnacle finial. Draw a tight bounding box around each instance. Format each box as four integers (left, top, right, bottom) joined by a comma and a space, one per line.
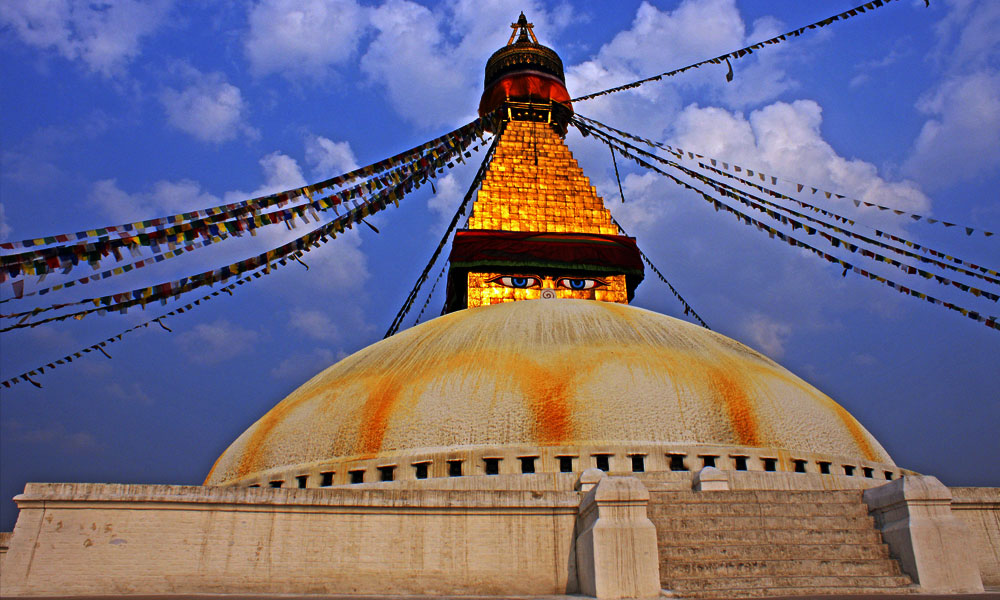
508, 12, 538, 45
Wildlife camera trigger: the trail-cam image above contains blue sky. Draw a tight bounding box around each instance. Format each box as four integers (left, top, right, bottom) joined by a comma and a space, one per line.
1, 0, 998, 530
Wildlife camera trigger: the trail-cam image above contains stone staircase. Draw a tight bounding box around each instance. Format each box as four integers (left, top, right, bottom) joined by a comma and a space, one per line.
647, 488, 916, 598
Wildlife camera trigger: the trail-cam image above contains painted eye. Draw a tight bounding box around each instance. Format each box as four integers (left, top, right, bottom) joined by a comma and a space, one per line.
494, 276, 540, 289
557, 278, 603, 290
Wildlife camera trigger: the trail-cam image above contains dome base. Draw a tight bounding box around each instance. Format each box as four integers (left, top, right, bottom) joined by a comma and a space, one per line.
215, 441, 906, 489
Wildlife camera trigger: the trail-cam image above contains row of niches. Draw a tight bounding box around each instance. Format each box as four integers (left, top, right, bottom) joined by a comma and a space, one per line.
231, 444, 908, 489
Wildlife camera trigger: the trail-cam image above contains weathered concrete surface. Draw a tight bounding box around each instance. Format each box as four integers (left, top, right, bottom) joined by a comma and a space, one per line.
0, 530, 11, 575
650, 489, 913, 598
864, 476, 984, 593
0, 483, 579, 597
575, 476, 660, 599
950, 487, 1000, 587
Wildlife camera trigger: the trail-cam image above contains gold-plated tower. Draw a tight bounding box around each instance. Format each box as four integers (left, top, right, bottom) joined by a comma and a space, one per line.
447, 16, 644, 313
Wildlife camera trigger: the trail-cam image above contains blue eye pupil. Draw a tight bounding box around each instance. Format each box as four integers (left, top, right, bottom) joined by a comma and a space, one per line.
568, 279, 586, 290
511, 277, 529, 288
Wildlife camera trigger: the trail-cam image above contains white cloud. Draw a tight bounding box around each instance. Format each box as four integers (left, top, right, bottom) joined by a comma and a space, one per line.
257, 152, 308, 193
671, 100, 930, 217
0, 203, 10, 240
105, 382, 154, 406
426, 172, 464, 224
269, 347, 343, 380
288, 308, 340, 340
1, 420, 100, 452
222, 151, 309, 205
89, 178, 221, 223
0, 0, 171, 76
906, 70, 1000, 187
175, 319, 260, 364
590, 97, 933, 332
305, 136, 359, 180
24, 326, 78, 352
565, 0, 793, 137
87, 144, 369, 321
360, 0, 470, 129
849, 46, 908, 89
930, 0, 1000, 71
602, 170, 679, 234
306, 227, 370, 292
2, 112, 110, 189
160, 68, 258, 144
904, 1, 1000, 186
244, 0, 368, 78
585, 0, 745, 77
742, 313, 792, 358
219, 149, 370, 293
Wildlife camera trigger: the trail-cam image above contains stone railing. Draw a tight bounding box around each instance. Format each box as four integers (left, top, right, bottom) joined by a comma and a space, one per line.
864, 476, 984, 593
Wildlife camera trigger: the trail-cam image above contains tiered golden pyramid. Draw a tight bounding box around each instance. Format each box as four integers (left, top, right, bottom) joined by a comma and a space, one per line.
468, 120, 618, 235
462, 120, 630, 307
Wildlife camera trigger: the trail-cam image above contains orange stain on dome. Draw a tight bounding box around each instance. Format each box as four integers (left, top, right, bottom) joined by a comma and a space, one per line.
830, 400, 878, 462
707, 366, 760, 447
510, 352, 614, 446
357, 376, 404, 455
233, 393, 308, 479
524, 363, 573, 445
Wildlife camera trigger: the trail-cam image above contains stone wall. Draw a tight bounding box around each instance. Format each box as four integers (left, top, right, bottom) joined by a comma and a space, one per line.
0, 482, 579, 597
950, 486, 1000, 587
3, 477, 996, 597
0, 531, 11, 576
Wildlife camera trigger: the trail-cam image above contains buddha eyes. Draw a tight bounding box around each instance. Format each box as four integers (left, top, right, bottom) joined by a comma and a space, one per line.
493, 276, 541, 288
487, 275, 606, 290
557, 278, 603, 290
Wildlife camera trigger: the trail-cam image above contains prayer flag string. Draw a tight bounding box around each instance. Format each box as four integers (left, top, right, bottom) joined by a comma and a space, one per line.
1, 120, 488, 282
576, 120, 999, 303
0, 118, 487, 252
412, 263, 447, 327
572, 0, 916, 103
575, 114, 999, 287
0, 131, 494, 387
384, 127, 503, 338
574, 113, 994, 240
692, 162, 1000, 285
0, 233, 229, 305
1, 277, 243, 390
609, 215, 709, 329
574, 119, 999, 333
2, 130, 484, 331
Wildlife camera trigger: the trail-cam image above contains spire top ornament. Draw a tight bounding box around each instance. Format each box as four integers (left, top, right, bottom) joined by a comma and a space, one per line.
508, 12, 538, 45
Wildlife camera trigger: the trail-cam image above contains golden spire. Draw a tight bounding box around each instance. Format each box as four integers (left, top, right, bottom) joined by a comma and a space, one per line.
444, 16, 644, 313
508, 12, 538, 45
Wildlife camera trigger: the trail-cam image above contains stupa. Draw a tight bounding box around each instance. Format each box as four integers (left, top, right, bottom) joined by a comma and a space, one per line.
1, 14, 995, 600
205, 13, 897, 491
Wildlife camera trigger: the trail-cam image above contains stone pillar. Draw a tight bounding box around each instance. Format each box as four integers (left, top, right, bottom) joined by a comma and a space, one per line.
692, 466, 728, 491
575, 474, 660, 599
863, 475, 984, 593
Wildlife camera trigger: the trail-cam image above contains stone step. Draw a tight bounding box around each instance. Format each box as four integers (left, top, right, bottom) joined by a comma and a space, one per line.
647, 500, 869, 517
659, 542, 890, 561
659, 527, 884, 545
650, 514, 874, 531
648, 490, 865, 504
640, 481, 691, 492
662, 574, 914, 593
672, 584, 918, 598
660, 558, 903, 579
